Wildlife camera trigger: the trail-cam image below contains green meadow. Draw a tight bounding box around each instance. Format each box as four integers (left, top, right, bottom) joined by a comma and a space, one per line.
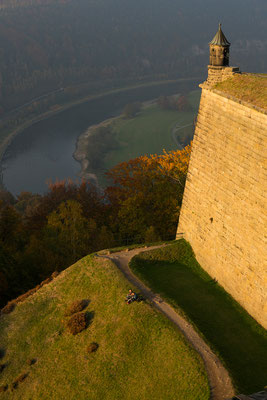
103, 90, 201, 172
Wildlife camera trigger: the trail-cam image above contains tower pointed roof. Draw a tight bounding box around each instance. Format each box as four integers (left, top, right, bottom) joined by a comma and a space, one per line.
209, 23, 230, 46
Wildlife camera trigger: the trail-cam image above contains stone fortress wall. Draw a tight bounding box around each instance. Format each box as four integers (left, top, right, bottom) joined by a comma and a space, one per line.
177, 81, 267, 328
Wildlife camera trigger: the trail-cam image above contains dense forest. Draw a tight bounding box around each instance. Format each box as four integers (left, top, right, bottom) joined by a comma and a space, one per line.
0, 145, 190, 308
0, 0, 266, 112
0, 0, 266, 308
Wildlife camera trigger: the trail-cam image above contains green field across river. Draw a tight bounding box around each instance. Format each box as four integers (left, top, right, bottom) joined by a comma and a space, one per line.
103, 90, 200, 171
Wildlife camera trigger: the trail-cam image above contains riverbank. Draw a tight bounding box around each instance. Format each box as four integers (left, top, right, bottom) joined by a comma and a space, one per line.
0, 77, 199, 166
74, 90, 200, 185
73, 97, 162, 183
1, 79, 200, 194
73, 116, 119, 185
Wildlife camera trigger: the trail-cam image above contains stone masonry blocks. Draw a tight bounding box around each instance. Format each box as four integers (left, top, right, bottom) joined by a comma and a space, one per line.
177, 87, 267, 328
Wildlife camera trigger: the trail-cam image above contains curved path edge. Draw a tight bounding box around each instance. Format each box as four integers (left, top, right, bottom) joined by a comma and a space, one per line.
97, 245, 235, 400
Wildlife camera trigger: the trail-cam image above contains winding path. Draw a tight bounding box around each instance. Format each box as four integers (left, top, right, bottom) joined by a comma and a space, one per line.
98, 245, 235, 400
171, 121, 193, 148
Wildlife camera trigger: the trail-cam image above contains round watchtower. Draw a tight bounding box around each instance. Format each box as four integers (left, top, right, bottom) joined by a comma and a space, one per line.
209, 23, 230, 67
200, 24, 240, 87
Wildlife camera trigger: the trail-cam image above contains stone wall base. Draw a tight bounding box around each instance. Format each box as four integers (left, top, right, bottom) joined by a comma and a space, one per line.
201, 66, 240, 88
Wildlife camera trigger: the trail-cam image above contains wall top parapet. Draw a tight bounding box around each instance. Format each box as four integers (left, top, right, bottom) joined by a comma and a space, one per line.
207, 66, 240, 71
199, 85, 267, 116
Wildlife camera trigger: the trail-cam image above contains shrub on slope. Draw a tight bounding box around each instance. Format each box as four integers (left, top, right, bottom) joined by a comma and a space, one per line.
66, 312, 88, 335
64, 299, 88, 317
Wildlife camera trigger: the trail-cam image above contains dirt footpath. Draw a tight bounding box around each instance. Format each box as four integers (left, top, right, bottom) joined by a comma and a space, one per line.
98, 245, 235, 400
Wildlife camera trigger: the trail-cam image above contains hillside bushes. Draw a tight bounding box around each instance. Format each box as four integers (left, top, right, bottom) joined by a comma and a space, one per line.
64, 300, 88, 317
66, 312, 88, 335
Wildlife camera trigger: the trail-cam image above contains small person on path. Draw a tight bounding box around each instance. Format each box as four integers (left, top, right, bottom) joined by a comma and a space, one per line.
125, 289, 133, 303
125, 289, 137, 304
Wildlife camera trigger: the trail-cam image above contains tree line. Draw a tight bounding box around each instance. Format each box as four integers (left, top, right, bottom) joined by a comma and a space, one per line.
0, 0, 202, 111
1, 0, 266, 113
0, 144, 191, 307
0, 0, 267, 113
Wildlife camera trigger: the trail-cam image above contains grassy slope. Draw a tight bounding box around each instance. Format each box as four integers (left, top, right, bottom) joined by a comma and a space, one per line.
0, 254, 209, 400
103, 90, 200, 172
215, 74, 267, 110
130, 240, 267, 394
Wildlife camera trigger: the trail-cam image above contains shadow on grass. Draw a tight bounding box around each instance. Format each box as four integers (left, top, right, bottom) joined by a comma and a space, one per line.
130, 240, 267, 394
85, 311, 95, 328
0, 362, 8, 373
0, 349, 6, 360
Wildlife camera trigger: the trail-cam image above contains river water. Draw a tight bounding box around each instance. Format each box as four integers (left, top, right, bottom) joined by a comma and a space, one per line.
2, 80, 199, 195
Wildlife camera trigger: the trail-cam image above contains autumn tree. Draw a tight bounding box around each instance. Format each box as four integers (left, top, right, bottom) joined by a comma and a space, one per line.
0, 271, 8, 303
15, 191, 42, 217
157, 95, 178, 111
0, 145, 192, 306
95, 226, 116, 251
25, 180, 104, 234
47, 199, 97, 265
0, 242, 28, 306
0, 203, 26, 253
157, 96, 171, 110
177, 95, 192, 112
144, 226, 161, 243
0, 190, 16, 206
105, 144, 191, 242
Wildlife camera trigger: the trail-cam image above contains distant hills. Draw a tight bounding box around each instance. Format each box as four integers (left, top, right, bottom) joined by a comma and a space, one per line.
0, 0, 266, 111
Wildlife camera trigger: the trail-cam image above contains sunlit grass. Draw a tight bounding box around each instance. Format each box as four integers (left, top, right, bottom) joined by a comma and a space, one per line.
0, 253, 209, 399
215, 74, 267, 110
